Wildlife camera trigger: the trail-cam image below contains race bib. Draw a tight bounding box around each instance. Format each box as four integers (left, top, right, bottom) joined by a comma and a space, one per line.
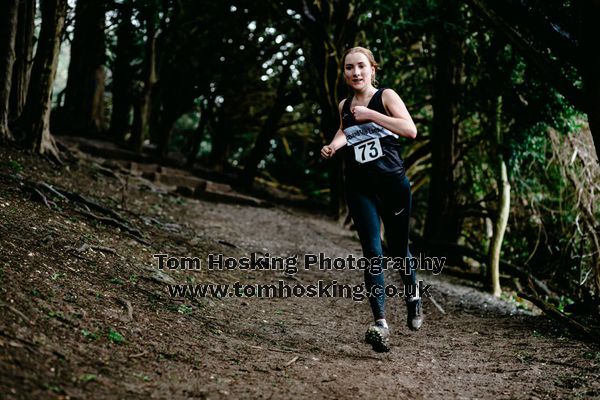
354, 138, 383, 163
344, 122, 395, 146
344, 122, 393, 164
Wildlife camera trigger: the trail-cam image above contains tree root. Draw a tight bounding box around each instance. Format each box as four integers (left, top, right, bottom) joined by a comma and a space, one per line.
73, 207, 144, 240
65, 243, 120, 257
0, 301, 33, 325
32, 188, 56, 209
53, 186, 128, 223
1, 172, 148, 245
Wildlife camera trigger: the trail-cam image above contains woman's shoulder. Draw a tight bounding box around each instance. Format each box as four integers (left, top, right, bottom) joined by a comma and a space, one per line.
380, 87, 398, 97
380, 88, 403, 106
378, 88, 402, 116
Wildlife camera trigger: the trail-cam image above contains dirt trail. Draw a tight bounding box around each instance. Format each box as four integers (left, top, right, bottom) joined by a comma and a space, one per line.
0, 147, 599, 399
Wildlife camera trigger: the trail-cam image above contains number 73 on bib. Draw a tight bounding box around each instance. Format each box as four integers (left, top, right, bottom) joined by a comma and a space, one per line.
353, 138, 383, 163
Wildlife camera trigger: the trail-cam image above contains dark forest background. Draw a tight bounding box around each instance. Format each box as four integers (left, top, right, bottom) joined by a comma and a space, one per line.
1, 0, 599, 334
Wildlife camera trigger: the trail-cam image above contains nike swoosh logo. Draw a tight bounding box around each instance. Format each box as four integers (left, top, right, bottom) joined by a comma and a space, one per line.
395, 209, 405, 216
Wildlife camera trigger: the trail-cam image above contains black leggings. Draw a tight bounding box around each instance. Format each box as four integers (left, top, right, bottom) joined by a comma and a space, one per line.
345, 172, 416, 320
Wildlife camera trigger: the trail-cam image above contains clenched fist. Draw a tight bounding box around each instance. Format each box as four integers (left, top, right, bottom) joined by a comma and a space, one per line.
351, 106, 373, 123
321, 145, 336, 160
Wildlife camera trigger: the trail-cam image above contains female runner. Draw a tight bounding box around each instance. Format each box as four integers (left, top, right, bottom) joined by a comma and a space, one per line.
321, 47, 422, 353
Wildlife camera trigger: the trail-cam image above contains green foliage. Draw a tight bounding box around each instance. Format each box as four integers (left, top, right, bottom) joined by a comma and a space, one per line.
110, 277, 124, 285
44, 384, 65, 394
81, 329, 99, 341
48, 310, 65, 319
506, 105, 593, 296
50, 272, 65, 280
583, 351, 600, 361
7, 160, 23, 172
556, 295, 575, 313
107, 328, 124, 344
79, 374, 97, 383
515, 351, 534, 364
133, 372, 151, 381
177, 304, 192, 314
500, 292, 531, 311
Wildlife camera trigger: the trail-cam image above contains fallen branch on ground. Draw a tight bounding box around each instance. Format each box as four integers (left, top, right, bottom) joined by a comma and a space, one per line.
428, 295, 446, 315
518, 292, 598, 342
284, 356, 299, 366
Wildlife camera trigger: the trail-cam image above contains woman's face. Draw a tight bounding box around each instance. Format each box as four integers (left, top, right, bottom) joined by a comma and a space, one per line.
344, 52, 374, 90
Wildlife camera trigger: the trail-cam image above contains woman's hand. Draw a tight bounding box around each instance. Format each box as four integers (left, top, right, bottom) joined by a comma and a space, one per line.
351, 106, 373, 123
320, 145, 336, 160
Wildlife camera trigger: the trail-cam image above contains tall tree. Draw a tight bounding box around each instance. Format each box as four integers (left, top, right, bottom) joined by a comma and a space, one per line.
130, 0, 158, 152
9, 0, 35, 122
0, 0, 19, 141
16, 0, 67, 158
424, 0, 463, 245
61, 0, 107, 135
109, 0, 135, 144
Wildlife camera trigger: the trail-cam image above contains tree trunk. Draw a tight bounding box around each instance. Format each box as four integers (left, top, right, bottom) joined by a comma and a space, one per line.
424, 0, 462, 246
109, 1, 135, 144
487, 96, 510, 297
186, 98, 213, 168
319, 44, 349, 221
155, 103, 179, 160
129, 4, 157, 152
481, 204, 493, 279
61, 0, 106, 135
17, 0, 67, 158
208, 116, 232, 172
239, 67, 291, 187
0, 0, 19, 141
9, 0, 35, 122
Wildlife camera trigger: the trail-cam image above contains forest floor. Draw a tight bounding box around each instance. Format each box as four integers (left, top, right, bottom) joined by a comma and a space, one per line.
0, 143, 599, 400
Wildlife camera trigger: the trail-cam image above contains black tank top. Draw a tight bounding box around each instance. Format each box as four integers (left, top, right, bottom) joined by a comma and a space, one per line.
341, 88, 405, 180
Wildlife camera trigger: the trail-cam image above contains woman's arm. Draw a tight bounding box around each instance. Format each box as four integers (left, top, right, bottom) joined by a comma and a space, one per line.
321, 100, 348, 159
329, 128, 348, 151
351, 89, 417, 139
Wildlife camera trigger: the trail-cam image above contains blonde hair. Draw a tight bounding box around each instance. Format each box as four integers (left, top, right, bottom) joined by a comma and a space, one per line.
343, 47, 379, 86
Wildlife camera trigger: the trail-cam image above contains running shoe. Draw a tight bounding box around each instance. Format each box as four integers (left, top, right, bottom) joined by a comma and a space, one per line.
365, 321, 390, 353
406, 296, 423, 331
